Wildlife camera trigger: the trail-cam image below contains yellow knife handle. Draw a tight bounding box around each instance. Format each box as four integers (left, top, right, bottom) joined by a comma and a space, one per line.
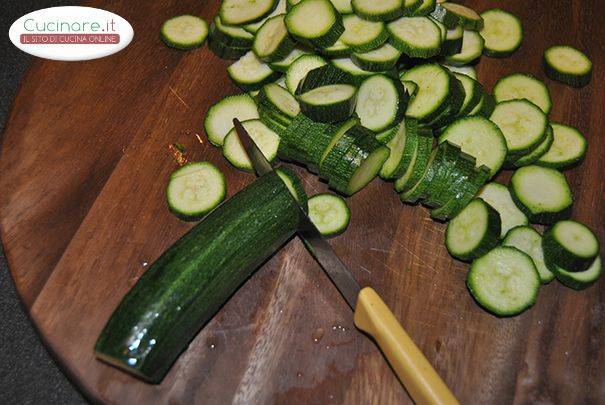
354, 287, 459, 405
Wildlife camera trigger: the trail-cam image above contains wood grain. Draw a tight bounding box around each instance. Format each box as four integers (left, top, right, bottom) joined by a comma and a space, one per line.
1, 0, 604, 403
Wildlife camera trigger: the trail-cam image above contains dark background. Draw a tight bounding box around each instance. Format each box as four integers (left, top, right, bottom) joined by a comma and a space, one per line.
1, 1, 85, 403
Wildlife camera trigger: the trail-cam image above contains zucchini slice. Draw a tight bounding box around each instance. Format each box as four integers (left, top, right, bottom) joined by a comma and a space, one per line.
205, 94, 259, 146
446, 198, 501, 261
296, 63, 355, 95
161, 15, 209, 50
489, 99, 548, 156
502, 226, 554, 283
413, 0, 436, 17
508, 124, 554, 168
394, 128, 433, 192
543, 45, 593, 88
351, 0, 403, 22
227, 51, 281, 91
329, 0, 353, 14
253, 14, 295, 62
552, 256, 603, 290
493, 73, 552, 115
331, 57, 378, 84
400, 63, 451, 122
285, 54, 327, 93
441, 25, 463, 56
351, 43, 402, 71
269, 47, 310, 72
319, 117, 361, 177
439, 2, 484, 31
209, 36, 252, 60
402, 0, 422, 16
379, 118, 412, 179
454, 73, 483, 116
510, 165, 573, 224
211, 16, 254, 48
477, 182, 528, 238
387, 16, 442, 58
308, 193, 351, 236
319, 40, 351, 57
536, 123, 587, 169
257, 82, 300, 131
439, 116, 507, 177
166, 162, 226, 221
467, 247, 540, 317
243, 0, 288, 33
220, 0, 278, 25
443, 30, 484, 66
299, 84, 357, 122
278, 113, 335, 169
356, 74, 409, 132
285, 0, 344, 48
543, 220, 599, 272
341, 14, 389, 52
443, 63, 478, 80
95, 171, 305, 382
222, 119, 280, 171
479, 9, 523, 58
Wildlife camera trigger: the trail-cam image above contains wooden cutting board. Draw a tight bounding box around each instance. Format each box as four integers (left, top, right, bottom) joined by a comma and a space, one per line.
1, 0, 604, 403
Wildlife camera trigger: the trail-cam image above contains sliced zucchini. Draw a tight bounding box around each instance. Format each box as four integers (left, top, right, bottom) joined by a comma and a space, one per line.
439, 2, 483, 31
285, 0, 344, 48
257, 82, 300, 126
379, 118, 409, 179
330, 0, 353, 14
375, 125, 398, 144
402, 0, 422, 16
351, 43, 402, 71
166, 162, 226, 220
477, 182, 528, 238
228, 51, 281, 91
278, 113, 335, 169
441, 25, 463, 56
299, 84, 357, 122
211, 16, 254, 48
308, 193, 351, 236
253, 14, 295, 62
394, 128, 433, 192
454, 73, 483, 116
331, 57, 378, 84
222, 119, 280, 171
400, 63, 451, 122
351, 0, 403, 22
443, 30, 484, 66
467, 246, 540, 317
536, 123, 587, 169
493, 73, 552, 115
543, 220, 599, 272
489, 99, 548, 156
439, 116, 507, 177
269, 47, 310, 72
425, 75, 465, 129
552, 256, 602, 290
208, 36, 251, 60
543, 45, 593, 88
243, 0, 288, 33
220, 0, 278, 25
205, 94, 259, 146
503, 226, 554, 283
443, 63, 478, 80
446, 198, 501, 261
295, 63, 355, 95
319, 117, 361, 177
507, 124, 554, 168
413, 0, 436, 17
510, 165, 573, 224
355, 74, 409, 132
276, 166, 308, 208
285, 54, 327, 93
479, 9, 523, 58
161, 15, 209, 50
387, 16, 442, 58
320, 40, 351, 57
401, 80, 419, 99
341, 15, 388, 52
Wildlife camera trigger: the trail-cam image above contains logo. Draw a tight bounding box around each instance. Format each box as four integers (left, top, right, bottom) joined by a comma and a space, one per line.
8, 6, 133, 61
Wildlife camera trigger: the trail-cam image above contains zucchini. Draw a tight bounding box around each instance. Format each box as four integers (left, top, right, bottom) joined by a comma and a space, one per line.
441, 25, 463, 56
166, 162, 226, 221
278, 113, 335, 169
394, 129, 433, 192
489, 99, 548, 156
211, 16, 254, 48
467, 247, 540, 317
257, 82, 301, 125
220, 0, 278, 25
204, 94, 259, 146
351, 43, 402, 71
507, 124, 554, 168
454, 73, 483, 116
161, 15, 209, 50
95, 170, 306, 382
243, 0, 288, 33
295, 63, 355, 95
308, 193, 351, 236
208, 36, 251, 60
378, 118, 414, 179
493, 73, 552, 115
413, 0, 436, 17
477, 182, 528, 238
402, 0, 422, 16
253, 14, 295, 62
222, 119, 281, 171
285, 0, 344, 48
227, 51, 281, 91
543, 220, 599, 272
356, 74, 409, 132
351, 0, 403, 22
319, 40, 351, 57
551, 256, 603, 290
510, 165, 573, 224
319, 117, 361, 178
445, 198, 501, 261
438, 2, 483, 31
299, 84, 358, 122
536, 123, 587, 169
331, 57, 379, 84
502, 226, 554, 283
443, 63, 478, 80
341, 14, 389, 53
439, 116, 506, 177
285, 54, 327, 93
269, 47, 310, 72
400, 63, 451, 122
479, 9, 523, 58
543, 45, 593, 88
329, 0, 353, 14
387, 16, 442, 58
443, 30, 484, 66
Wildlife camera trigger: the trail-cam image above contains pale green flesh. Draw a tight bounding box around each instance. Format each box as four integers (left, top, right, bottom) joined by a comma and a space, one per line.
552, 221, 599, 258
167, 163, 225, 215
221, 0, 276, 25
308, 194, 349, 235
446, 30, 483, 62
286, 55, 327, 93
447, 200, 489, 255
401, 65, 449, 118
286, 0, 336, 38
511, 166, 572, 213
555, 256, 602, 282
388, 17, 441, 48
300, 84, 356, 105
205, 94, 259, 146
320, 118, 358, 164
254, 15, 288, 57
223, 120, 280, 170
493, 74, 551, 114
162, 16, 208, 45
228, 51, 275, 83
442, 3, 482, 20
545, 46, 592, 75
349, 148, 390, 193
489, 100, 546, 152
477, 182, 527, 238
356, 75, 399, 131
380, 121, 407, 176
480, 10, 522, 52
341, 15, 385, 47
503, 226, 554, 283
265, 83, 300, 116
538, 123, 586, 165
353, 0, 402, 14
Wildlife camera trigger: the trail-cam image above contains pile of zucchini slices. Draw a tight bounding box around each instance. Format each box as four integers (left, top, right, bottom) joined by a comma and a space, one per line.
162, 0, 599, 317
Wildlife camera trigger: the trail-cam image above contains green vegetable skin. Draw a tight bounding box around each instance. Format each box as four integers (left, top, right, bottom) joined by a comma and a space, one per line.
95, 171, 305, 382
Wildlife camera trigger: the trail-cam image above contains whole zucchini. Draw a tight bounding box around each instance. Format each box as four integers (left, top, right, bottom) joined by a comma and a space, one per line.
95, 170, 305, 382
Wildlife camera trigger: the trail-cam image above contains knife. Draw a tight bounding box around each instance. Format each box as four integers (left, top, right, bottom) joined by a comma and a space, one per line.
233, 118, 459, 405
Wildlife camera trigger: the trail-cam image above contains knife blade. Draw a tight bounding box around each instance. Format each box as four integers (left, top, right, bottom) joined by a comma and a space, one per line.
233, 118, 361, 308
232, 118, 459, 405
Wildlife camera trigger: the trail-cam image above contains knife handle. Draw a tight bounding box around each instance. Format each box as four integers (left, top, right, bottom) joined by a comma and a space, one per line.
354, 287, 459, 405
